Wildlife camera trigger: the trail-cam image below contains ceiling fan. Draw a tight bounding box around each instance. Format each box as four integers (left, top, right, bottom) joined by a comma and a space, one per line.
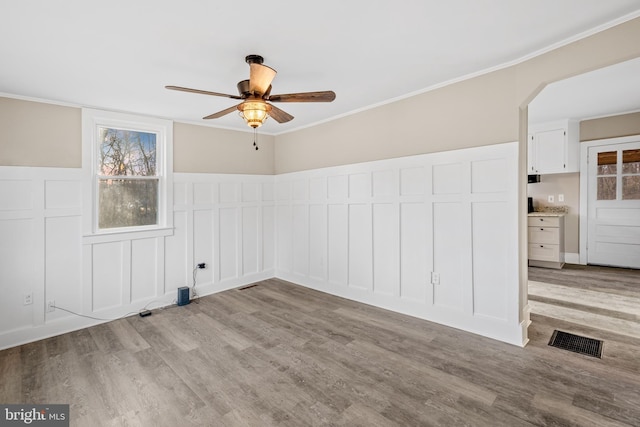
166, 54, 336, 128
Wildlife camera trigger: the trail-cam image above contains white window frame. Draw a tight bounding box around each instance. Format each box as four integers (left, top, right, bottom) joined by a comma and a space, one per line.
82, 108, 173, 243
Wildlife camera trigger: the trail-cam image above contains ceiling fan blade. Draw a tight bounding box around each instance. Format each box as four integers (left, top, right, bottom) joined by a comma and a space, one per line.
268, 91, 336, 103
203, 104, 241, 120
166, 85, 243, 100
268, 104, 294, 123
249, 63, 277, 96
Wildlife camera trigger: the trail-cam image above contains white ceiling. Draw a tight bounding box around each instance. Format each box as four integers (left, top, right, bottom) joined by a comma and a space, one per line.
529, 56, 640, 124
1, 1, 640, 135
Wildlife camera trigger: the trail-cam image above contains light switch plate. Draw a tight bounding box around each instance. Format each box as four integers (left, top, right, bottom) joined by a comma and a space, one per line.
548, 195, 554, 203
431, 272, 440, 285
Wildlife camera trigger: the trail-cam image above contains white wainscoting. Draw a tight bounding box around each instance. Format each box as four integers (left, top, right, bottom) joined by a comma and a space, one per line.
1, 142, 526, 349
171, 173, 275, 296
0, 167, 274, 350
275, 142, 526, 346
0, 167, 83, 349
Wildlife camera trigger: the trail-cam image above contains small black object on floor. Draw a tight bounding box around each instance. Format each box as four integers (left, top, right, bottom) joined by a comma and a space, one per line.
548, 330, 603, 358
139, 310, 152, 318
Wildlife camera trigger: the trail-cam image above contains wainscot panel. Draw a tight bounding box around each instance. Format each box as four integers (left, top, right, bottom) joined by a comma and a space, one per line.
274, 142, 526, 346
0, 167, 275, 350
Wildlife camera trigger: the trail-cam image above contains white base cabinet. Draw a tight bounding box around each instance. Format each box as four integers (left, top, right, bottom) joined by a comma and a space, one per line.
528, 214, 565, 269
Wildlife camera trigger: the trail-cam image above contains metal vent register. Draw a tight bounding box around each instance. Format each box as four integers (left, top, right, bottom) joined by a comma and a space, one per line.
548, 330, 603, 358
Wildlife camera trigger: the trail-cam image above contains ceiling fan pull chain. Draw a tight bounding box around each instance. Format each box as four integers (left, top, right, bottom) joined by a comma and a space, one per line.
253, 128, 259, 150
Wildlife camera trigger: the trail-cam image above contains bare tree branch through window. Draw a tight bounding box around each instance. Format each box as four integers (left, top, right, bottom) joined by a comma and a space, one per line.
97, 127, 158, 229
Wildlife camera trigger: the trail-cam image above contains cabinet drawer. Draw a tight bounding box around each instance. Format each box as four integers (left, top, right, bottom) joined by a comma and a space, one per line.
528, 243, 560, 262
528, 216, 560, 227
528, 226, 560, 244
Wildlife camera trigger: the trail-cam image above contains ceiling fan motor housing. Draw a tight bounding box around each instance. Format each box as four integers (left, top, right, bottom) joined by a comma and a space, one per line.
245, 54, 264, 65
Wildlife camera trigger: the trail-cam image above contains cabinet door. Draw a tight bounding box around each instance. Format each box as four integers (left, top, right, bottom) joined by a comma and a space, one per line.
534, 128, 566, 174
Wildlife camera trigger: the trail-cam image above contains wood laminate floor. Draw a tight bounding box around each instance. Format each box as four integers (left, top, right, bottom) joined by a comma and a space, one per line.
528, 264, 640, 339
528, 264, 640, 298
2, 278, 640, 426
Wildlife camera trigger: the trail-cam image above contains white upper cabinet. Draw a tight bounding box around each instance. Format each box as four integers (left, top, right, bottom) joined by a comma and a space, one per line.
528, 120, 580, 174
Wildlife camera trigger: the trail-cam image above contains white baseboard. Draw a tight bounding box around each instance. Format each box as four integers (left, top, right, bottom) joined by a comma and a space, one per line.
276, 272, 528, 348
565, 252, 580, 265
0, 272, 276, 351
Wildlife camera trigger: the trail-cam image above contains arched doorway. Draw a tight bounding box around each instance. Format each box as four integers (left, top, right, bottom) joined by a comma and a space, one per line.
521, 57, 640, 345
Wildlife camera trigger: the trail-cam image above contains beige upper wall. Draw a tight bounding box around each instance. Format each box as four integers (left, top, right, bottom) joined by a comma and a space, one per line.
0, 97, 275, 174
173, 122, 274, 174
580, 111, 640, 141
275, 68, 519, 173
0, 97, 81, 168
275, 16, 640, 173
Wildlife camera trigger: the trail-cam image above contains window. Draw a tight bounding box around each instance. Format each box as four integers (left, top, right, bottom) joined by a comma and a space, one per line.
596, 148, 640, 201
83, 109, 173, 237
596, 151, 616, 200
622, 149, 640, 200
98, 127, 158, 228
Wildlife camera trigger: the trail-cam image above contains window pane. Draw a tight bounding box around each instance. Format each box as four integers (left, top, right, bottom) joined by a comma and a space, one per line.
622, 176, 640, 200
597, 164, 617, 175
622, 149, 640, 174
99, 127, 157, 176
597, 151, 617, 175
99, 179, 158, 228
597, 176, 616, 200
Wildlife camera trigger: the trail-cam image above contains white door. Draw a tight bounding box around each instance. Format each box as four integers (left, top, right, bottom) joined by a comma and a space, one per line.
587, 140, 640, 268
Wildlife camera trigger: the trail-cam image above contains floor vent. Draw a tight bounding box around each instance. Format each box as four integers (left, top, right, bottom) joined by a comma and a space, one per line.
548, 330, 603, 358
238, 284, 259, 291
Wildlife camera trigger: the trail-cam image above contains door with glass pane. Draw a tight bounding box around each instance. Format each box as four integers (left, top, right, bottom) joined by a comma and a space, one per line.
587, 141, 640, 268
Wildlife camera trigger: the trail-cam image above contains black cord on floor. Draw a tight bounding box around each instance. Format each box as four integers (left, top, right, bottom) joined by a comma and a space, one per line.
51, 263, 205, 320
191, 265, 200, 303
51, 299, 173, 322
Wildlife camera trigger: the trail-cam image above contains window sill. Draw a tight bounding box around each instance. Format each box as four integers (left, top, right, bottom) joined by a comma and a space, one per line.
82, 227, 174, 244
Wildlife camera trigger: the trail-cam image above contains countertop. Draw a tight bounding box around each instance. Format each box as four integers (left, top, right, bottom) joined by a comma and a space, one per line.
528, 212, 565, 217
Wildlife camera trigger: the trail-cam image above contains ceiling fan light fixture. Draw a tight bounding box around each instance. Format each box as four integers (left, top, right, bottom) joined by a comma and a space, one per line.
238, 99, 272, 128
166, 54, 335, 127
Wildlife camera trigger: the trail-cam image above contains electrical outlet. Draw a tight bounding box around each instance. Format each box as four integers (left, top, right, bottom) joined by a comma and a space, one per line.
46, 300, 55, 313
548, 195, 554, 203
431, 272, 440, 285
23, 292, 33, 305
558, 194, 564, 202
